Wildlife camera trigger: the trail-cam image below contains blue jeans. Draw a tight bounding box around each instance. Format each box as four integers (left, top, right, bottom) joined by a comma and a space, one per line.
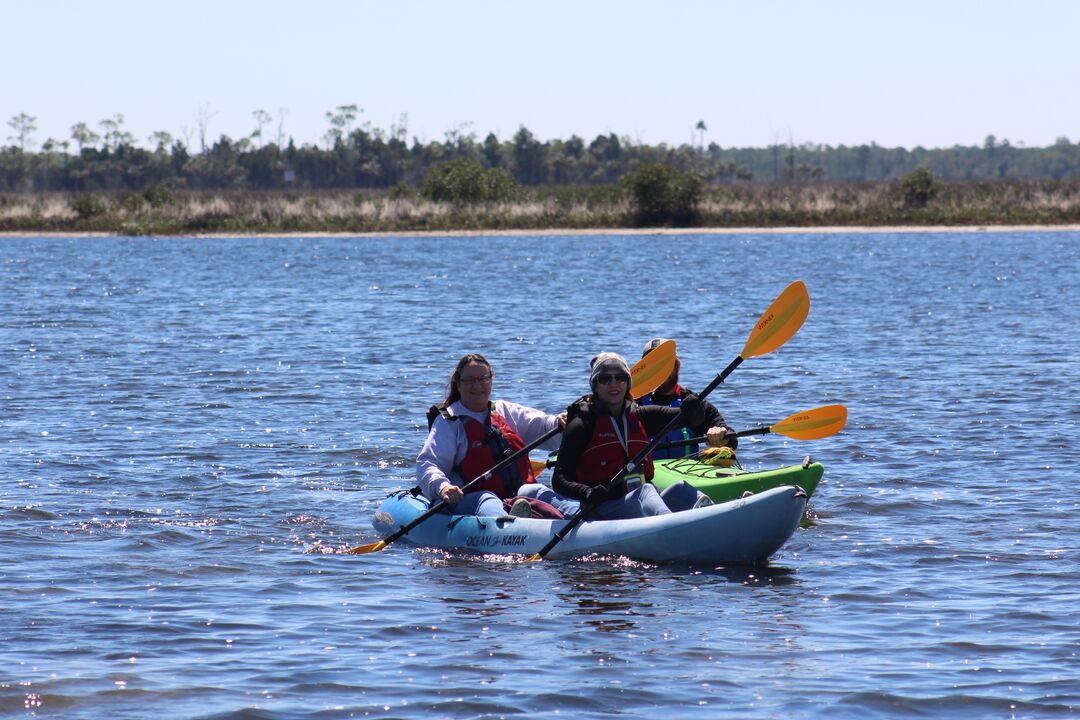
445, 490, 505, 516
657, 480, 707, 512
515, 482, 581, 516
591, 481, 705, 520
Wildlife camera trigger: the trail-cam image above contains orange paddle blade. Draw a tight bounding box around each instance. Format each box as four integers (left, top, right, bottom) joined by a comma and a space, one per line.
346, 539, 387, 555
770, 404, 847, 440
530, 459, 548, 477
631, 339, 676, 398
741, 280, 810, 359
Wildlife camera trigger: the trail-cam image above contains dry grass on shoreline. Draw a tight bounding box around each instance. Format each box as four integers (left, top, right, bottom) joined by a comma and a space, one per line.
2, 180, 1080, 236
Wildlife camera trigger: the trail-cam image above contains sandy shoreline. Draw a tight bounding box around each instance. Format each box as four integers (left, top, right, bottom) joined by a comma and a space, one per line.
2, 224, 1079, 239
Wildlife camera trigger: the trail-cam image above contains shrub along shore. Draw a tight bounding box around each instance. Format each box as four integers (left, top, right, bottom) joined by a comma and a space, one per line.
2, 167, 1079, 236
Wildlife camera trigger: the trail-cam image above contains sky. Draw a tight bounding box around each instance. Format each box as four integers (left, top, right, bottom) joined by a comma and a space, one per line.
5, 0, 1079, 152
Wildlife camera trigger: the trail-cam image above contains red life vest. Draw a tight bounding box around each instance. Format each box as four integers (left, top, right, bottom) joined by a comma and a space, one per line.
575, 403, 655, 487
430, 404, 535, 498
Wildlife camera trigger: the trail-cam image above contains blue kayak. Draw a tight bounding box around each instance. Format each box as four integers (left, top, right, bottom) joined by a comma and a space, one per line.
371, 485, 808, 565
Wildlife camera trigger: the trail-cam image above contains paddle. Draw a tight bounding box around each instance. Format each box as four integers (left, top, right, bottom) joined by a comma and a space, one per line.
629, 339, 676, 400
347, 344, 678, 555
347, 425, 561, 554
535, 405, 848, 465
525, 279, 810, 562
656, 404, 848, 450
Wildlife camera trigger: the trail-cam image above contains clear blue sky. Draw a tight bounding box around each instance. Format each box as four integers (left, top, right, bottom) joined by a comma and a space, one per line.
5, 0, 1079, 151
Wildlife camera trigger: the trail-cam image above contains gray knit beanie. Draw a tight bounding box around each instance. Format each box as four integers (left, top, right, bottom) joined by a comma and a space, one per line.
589, 352, 631, 390
642, 337, 673, 357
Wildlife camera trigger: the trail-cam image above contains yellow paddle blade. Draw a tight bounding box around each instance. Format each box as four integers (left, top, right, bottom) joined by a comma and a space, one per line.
631, 339, 676, 398
346, 539, 387, 555
530, 459, 548, 477
741, 280, 810, 359
770, 404, 847, 440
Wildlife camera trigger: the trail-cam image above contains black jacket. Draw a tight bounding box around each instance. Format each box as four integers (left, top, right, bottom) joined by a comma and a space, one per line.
552, 395, 705, 502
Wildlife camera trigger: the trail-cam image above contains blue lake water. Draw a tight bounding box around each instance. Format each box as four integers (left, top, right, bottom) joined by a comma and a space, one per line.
2, 230, 1078, 719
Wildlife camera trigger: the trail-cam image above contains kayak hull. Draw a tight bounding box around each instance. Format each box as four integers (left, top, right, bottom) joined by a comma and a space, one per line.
651, 459, 823, 503
371, 485, 807, 565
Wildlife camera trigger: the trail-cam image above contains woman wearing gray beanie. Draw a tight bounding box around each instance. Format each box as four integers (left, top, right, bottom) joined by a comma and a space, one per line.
551, 351, 724, 520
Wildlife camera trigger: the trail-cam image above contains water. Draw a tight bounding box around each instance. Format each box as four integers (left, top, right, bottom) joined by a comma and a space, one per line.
2, 231, 1078, 719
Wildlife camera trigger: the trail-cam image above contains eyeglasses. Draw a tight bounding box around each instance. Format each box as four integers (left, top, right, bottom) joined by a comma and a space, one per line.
596, 373, 630, 385
458, 373, 493, 386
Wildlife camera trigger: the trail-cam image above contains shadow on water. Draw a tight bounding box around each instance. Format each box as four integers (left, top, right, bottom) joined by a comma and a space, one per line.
552, 555, 802, 584
409, 546, 804, 587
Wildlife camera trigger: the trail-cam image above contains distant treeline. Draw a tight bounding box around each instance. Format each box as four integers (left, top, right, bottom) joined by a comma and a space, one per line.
4, 173, 1079, 236
3, 110, 1080, 193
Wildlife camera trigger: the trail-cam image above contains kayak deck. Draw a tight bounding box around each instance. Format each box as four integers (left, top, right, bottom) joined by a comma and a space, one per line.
651, 458, 823, 503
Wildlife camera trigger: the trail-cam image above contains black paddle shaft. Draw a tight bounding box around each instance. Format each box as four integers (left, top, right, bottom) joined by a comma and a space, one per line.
657, 425, 770, 452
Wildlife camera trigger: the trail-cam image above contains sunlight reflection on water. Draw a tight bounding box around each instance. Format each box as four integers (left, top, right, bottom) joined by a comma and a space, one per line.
1, 231, 1078, 718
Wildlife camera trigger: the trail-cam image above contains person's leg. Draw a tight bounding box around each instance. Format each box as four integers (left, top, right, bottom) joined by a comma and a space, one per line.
449, 490, 505, 516
516, 482, 581, 516
636, 484, 675, 516
658, 480, 712, 512
591, 484, 671, 520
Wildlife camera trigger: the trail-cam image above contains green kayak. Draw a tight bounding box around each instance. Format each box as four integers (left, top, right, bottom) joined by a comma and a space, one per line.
651, 457, 823, 503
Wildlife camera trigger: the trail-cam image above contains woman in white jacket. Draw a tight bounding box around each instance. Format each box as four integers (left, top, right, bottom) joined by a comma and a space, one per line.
416, 354, 564, 516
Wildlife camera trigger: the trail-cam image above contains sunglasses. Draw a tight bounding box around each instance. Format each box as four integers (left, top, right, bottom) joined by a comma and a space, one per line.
596, 373, 630, 385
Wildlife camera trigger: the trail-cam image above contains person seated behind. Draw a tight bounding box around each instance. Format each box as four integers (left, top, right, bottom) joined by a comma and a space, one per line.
552, 352, 727, 521
416, 353, 564, 516
638, 338, 738, 460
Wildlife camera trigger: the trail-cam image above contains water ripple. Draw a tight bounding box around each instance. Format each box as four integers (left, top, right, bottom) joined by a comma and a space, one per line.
2, 232, 1079, 719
